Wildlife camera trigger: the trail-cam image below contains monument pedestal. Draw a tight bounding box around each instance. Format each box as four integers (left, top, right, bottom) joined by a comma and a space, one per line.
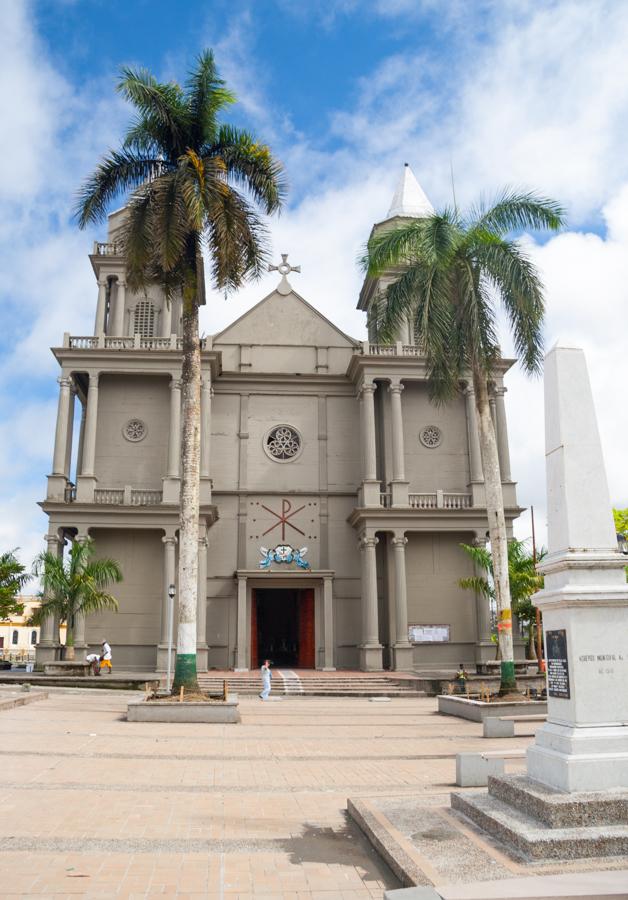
452, 774, 628, 860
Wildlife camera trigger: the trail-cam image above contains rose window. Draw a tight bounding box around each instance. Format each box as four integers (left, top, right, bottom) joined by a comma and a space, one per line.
265, 425, 302, 461
123, 418, 147, 442
419, 425, 442, 448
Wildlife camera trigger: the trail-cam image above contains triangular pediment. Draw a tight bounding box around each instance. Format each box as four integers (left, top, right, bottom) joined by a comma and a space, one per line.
213, 287, 358, 348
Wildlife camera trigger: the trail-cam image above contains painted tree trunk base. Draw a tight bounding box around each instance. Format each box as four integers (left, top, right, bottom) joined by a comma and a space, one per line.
498, 659, 517, 695
172, 653, 199, 692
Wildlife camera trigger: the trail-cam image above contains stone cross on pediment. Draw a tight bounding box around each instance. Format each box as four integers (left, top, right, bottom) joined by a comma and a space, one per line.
269, 253, 300, 295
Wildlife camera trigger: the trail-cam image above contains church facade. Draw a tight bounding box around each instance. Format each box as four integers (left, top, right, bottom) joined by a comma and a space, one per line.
37, 167, 522, 673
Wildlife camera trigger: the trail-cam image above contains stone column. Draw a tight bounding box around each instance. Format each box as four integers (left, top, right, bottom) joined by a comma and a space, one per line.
389, 382, 409, 506
359, 383, 380, 506
359, 535, 383, 670
464, 385, 483, 483
72, 533, 89, 659
157, 533, 177, 671
235, 576, 248, 670
51, 376, 72, 476
196, 533, 208, 670
64, 383, 76, 480
76, 399, 86, 480
493, 386, 512, 482
76, 373, 99, 502
36, 532, 62, 666
112, 279, 126, 336
200, 378, 212, 502
471, 535, 493, 668
322, 576, 335, 671
161, 299, 173, 337
391, 535, 413, 671
167, 378, 181, 478
94, 277, 108, 336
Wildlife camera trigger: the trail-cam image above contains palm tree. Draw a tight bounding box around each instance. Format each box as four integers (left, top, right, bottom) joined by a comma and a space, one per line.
0, 550, 30, 621
33, 538, 122, 660
459, 538, 545, 660
362, 190, 564, 693
74, 51, 286, 691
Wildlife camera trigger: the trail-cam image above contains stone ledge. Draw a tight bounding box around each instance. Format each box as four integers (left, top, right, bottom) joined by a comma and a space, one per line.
451, 790, 628, 860
347, 797, 433, 888
438, 694, 547, 722
127, 696, 240, 723
488, 775, 628, 828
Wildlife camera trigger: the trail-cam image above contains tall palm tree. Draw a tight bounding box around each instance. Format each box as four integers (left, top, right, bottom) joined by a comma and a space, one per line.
362, 191, 564, 693
74, 51, 286, 691
33, 538, 122, 660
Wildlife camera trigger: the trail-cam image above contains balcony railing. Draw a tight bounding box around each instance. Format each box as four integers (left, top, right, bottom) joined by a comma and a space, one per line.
408, 491, 472, 510
361, 342, 422, 357
94, 242, 120, 256
64, 334, 209, 351
93, 487, 163, 506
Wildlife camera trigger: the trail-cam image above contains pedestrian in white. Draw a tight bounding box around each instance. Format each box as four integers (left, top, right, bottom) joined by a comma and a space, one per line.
100, 639, 112, 674
259, 659, 272, 700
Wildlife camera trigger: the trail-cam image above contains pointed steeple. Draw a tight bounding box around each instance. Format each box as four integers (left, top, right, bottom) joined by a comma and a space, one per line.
386, 163, 433, 219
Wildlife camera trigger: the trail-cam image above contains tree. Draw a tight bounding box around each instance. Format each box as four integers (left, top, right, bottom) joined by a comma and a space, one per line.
363, 190, 564, 693
613, 507, 628, 581
0, 551, 30, 621
459, 539, 545, 659
74, 51, 285, 691
33, 538, 122, 660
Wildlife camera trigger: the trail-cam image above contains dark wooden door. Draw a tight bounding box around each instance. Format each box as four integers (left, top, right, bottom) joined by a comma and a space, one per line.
297, 589, 315, 669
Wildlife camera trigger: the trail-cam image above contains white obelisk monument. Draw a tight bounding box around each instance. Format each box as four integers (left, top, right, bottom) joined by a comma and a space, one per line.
527, 344, 628, 792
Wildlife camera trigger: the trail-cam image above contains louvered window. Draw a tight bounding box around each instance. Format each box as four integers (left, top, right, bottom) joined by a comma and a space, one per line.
133, 300, 156, 337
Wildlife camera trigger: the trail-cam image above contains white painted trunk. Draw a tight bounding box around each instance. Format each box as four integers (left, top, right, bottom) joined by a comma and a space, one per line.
177, 298, 201, 660
473, 372, 515, 671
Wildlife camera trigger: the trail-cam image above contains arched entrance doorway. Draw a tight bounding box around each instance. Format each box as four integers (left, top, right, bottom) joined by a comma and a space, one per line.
251, 588, 315, 668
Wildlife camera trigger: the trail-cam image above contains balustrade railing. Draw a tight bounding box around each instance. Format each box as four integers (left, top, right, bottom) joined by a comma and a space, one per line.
65, 334, 209, 351
405, 491, 472, 510
379, 492, 392, 508
408, 493, 437, 509
94, 242, 119, 255
94, 489, 124, 505
130, 489, 162, 506
360, 342, 423, 357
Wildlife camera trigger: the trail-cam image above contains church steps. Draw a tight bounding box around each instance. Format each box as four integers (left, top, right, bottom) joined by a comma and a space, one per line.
197, 672, 425, 697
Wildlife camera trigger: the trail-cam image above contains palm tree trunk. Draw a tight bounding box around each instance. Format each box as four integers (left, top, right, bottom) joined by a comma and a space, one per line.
473, 371, 516, 693
172, 275, 201, 693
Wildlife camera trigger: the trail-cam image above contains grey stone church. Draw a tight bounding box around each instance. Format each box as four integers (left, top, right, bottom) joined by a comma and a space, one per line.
37, 166, 521, 672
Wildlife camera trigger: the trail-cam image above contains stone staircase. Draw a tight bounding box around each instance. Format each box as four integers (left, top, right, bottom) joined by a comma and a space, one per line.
197, 670, 425, 698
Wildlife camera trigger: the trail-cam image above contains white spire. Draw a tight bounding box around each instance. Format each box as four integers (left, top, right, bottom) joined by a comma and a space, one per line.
386, 163, 433, 219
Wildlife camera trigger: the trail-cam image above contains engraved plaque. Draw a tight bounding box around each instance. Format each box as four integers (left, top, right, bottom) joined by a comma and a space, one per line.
546, 629, 570, 699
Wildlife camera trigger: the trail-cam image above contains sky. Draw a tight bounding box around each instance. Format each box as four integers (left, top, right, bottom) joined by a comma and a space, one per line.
1, 0, 627, 573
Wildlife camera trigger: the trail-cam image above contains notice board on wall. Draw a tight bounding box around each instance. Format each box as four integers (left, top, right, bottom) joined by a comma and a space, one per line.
408, 624, 450, 643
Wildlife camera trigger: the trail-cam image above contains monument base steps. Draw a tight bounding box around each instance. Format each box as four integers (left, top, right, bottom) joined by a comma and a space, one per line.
452, 774, 628, 860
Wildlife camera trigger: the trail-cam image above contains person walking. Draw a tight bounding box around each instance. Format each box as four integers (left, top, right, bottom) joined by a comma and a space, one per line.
100, 639, 112, 674
259, 659, 272, 700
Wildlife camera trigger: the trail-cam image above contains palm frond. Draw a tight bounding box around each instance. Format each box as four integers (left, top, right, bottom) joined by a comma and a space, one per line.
117, 66, 189, 155
75, 151, 162, 227
186, 50, 235, 147
468, 189, 565, 236
212, 125, 287, 214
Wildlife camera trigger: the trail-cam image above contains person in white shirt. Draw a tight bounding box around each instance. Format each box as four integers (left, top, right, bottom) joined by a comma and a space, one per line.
100, 640, 112, 674
259, 659, 272, 700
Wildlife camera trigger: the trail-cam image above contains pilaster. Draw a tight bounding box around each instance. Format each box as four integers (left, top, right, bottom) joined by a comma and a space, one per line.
163, 377, 182, 503
359, 535, 383, 670
235, 575, 248, 670
196, 533, 208, 671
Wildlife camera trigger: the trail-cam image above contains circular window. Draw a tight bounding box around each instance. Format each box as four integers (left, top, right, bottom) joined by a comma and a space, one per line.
264, 424, 303, 462
419, 425, 442, 448
123, 418, 148, 442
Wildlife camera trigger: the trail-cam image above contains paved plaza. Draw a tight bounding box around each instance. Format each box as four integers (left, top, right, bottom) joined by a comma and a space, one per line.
0, 687, 539, 898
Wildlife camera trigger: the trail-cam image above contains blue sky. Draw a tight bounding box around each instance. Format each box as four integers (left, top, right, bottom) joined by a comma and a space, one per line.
1, 0, 628, 569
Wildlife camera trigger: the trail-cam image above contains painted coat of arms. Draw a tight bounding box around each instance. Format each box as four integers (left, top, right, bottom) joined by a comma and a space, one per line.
259, 545, 310, 570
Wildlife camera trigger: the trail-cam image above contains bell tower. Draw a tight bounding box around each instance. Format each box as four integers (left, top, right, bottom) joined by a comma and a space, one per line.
357, 163, 433, 345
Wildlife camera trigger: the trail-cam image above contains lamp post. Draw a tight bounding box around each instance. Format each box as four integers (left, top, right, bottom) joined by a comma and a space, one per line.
166, 583, 175, 693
